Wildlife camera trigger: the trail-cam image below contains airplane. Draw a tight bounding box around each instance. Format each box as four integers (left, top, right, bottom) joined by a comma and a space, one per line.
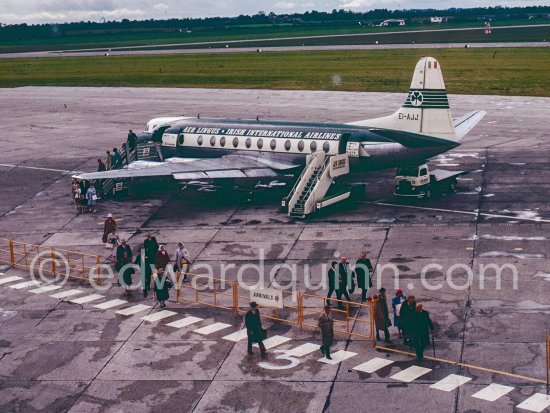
75, 56, 486, 218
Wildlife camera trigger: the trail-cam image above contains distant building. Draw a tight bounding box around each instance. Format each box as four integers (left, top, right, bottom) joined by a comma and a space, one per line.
430, 17, 448, 24
379, 19, 405, 27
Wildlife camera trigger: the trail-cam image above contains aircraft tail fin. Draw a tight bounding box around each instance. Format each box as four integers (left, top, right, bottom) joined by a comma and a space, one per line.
348, 56, 463, 142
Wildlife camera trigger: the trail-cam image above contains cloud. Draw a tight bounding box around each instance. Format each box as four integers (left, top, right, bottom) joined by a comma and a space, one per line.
274, 2, 297, 9
153, 3, 169, 11
338, 0, 399, 8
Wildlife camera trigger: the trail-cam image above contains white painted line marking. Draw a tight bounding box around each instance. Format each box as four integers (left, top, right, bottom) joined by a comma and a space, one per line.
68, 294, 105, 305
50, 289, 84, 299
254, 335, 292, 350
29, 285, 62, 294
516, 393, 550, 412
0, 276, 23, 285
9, 280, 42, 289
222, 329, 248, 342
94, 299, 128, 310
430, 374, 472, 392
140, 310, 177, 322
285, 343, 320, 357
390, 366, 432, 382
166, 316, 203, 329
193, 322, 232, 335
115, 304, 152, 316
318, 350, 357, 365
471, 383, 514, 402
352, 357, 394, 374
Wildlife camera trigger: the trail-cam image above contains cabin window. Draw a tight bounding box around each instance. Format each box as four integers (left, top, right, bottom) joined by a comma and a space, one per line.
220, 136, 226, 147
310, 141, 317, 152
257, 138, 264, 149
210, 136, 216, 146
420, 168, 428, 176
178, 134, 184, 146
245, 138, 252, 148
197, 135, 203, 146
233, 137, 239, 148
270, 139, 277, 150
322, 141, 330, 153
297, 140, 304, 152
284, 140, 291, 151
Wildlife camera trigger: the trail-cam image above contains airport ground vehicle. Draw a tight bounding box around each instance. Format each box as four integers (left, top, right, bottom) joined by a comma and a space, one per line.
394, 164, 468, 199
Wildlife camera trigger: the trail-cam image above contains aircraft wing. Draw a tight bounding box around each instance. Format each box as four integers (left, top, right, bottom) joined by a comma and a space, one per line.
453, 110, 487, 140
74, 155, 300, 182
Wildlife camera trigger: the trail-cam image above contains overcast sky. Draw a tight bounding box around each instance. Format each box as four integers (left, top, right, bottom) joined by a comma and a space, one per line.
0, 0, 547, 25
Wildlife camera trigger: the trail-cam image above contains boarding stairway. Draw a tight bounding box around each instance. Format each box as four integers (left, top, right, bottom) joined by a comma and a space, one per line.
282, 151, 352, 218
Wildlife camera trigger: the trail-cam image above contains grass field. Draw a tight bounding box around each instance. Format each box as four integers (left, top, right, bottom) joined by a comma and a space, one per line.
0, 20, 548, 54
1, 48, 549, 96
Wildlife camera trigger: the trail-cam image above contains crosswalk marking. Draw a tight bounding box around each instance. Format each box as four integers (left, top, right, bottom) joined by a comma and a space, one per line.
352, 357, 394, 374
516, 393, 550, 412
50, 289, 84, 299
141, 310, 177, 322
390, 366, 432, 382
166, 316, 203, 329
68, 294, 105, 305
9, 280, 41, 289
430, 374, 471, 392
29, 285, 62, 294
0, 276, 23, 285
223, 329, 248, 342
285, 343, 320, 357
94, 299, 128, 310
194, 322, 232, 335
318, 350, 357, 365
255, 335, 291, 350
115, 304, 152, 316
471, 383, 515, 402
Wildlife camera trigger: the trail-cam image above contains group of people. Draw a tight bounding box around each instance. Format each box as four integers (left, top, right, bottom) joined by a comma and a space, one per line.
101, 215, 191, 308
327, 253, 374, 309
71, 178, 97, 213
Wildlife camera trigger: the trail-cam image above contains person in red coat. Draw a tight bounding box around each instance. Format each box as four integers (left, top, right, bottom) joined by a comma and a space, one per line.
155, 245, 170, 272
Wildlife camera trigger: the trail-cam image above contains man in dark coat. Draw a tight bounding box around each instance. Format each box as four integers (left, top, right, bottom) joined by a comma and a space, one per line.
355, 252, 373, 303
374, 288, 392, 343
410, 304, 434, 361
318, 304, 334, 359
127, 130, 137, 150
399, 295, 417, 346
336, 256, 353, 308
326, 261, 338, 306
245, 302, 267, 357
116, 239, 133, 294
102, 213, 116, 243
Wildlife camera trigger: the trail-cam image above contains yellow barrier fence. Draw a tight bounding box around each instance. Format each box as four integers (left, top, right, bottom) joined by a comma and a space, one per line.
170, 271, 375, 344
0, 238, 102, 285
546, 331, 549, 387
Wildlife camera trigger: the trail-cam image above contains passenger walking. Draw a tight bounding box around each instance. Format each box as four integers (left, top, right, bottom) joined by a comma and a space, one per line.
336, 256, 353, 308
134, 251, 153, 298
245, 302, 267, 357
392, 289, 407, 338
112, 148, 121, 169
326, 261, 338, 306
116, 239, 133, 295
318, 304, 334, 360
155, 245, 170, 272
355, 252, 373, 303
128, 129, 137, 150
102, 213, 117, 243
86, 182, 97, 213
153, 269, 171, 308
105, 228, 120, 263
105, 150, 113, 170
97, 158, 107, 172
374, 288, 392, 343
175, 243, 191, 282
71, 179, 81, 209
399, 295, 417, 346
410, 304, 434, 361
144, 233, 159, 266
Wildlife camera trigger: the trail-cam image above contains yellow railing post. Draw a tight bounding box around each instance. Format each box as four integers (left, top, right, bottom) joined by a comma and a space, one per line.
213, 282, 217, 307
9, 239, 15, 266
176, 271, 180, 303
346, 301, 350, 333
51, 248, 57, 276
546, 331, 549, 388
232, 280, 238, 318
298, 291, 303, 331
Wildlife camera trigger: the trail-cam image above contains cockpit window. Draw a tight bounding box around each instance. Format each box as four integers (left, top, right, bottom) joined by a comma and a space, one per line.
398, 166, 419, 176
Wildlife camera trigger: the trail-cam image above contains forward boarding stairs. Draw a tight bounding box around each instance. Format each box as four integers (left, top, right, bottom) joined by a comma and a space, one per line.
282, 150, 353, 219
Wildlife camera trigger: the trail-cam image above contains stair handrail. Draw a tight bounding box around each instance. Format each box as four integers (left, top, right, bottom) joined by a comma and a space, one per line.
287, 152, 325, 214
303, 156, 334, 214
